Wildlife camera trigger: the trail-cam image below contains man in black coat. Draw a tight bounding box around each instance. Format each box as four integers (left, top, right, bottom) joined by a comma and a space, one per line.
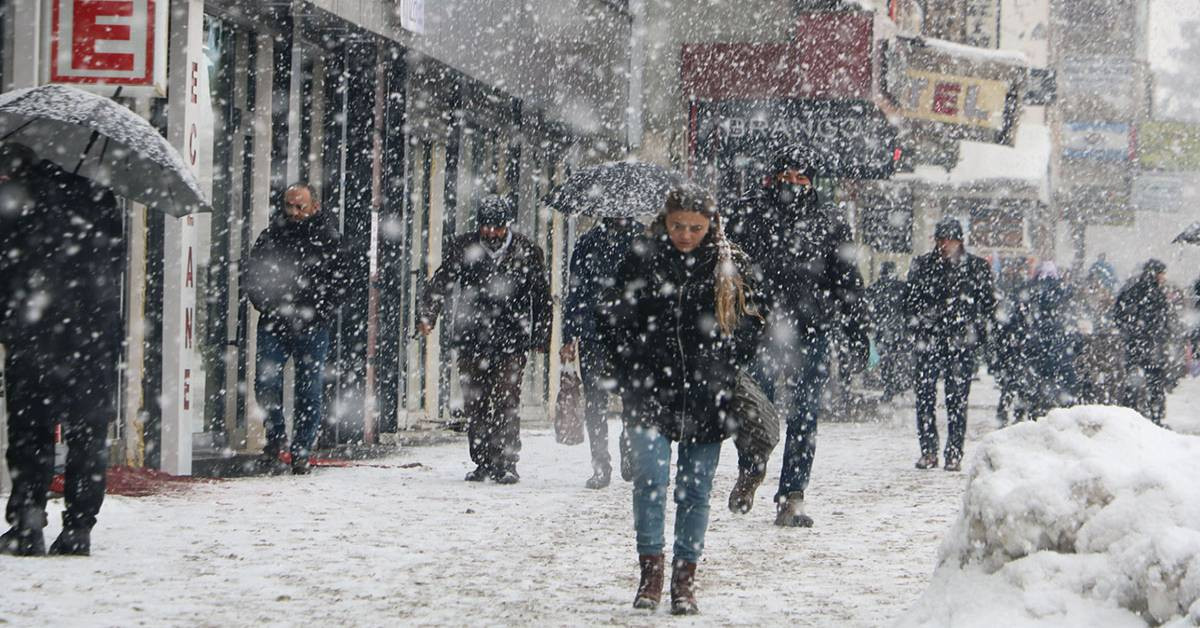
725, 146, 869, 526
561, 217, 643, 489
866, 261, 910, 403
418, 196, 552, 484
246, 183, 348, 475
1113, 259, 1173, 426
905, 217, 995, 471
0, 142, 124, 556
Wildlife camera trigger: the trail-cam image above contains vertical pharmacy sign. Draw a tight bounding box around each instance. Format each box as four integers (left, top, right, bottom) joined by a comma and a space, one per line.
162, 0, 208, 475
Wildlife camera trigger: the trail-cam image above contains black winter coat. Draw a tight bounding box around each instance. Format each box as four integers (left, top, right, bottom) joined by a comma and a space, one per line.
726, 191, 867, 345
866, 276, 908, 346
0, 161, 123, 353
1113, 272, 1172, 370
598, 232, 765, 444
418, 230, 552, 355
563, 220, 642, 343
905, 250, 996, 354
245, 211, 348, 332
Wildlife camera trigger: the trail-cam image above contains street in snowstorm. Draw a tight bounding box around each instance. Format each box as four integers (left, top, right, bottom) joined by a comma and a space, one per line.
0, 405, 978, 626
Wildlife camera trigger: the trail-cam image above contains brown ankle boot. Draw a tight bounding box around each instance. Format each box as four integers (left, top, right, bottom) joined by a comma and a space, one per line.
670, 559, 699, 615
728, 469, 765, 514
633, 554, 664, 609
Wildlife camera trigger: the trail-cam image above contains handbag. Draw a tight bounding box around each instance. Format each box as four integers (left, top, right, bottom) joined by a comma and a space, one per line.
726, 370, 780, 475
554, 370, 585, 445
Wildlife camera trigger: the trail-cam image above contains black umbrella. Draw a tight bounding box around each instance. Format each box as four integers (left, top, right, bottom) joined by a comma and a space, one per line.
1174, 222, 1200, 244
547, 160, 683, 218
0, 84, 207, 216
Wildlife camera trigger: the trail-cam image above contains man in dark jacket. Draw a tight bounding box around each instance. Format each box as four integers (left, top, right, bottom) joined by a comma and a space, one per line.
725, 146, 869, 526
418, 196, 552, 484
866, 262, 910, 403
0, 142, 124, 556
905, 217, 995, 471
246, 183, 347, 475
560, 217, 643, 489
1113, 259, 1173, 426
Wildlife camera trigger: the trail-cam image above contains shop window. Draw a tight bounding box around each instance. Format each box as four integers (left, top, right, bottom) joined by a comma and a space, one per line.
968, 200, 1026, 249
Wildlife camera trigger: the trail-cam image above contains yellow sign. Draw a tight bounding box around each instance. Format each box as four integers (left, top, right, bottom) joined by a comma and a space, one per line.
896, 70, 1011, 131
1138, 121, 1200, 171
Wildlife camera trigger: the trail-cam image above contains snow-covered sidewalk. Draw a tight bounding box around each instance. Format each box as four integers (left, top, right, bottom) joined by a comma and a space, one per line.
0, 408, 974, 626
3, 377, 1197, 627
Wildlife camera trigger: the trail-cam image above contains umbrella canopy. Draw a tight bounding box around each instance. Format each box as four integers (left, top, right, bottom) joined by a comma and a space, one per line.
547, 160, 683, 218
0, 84, 207, 216
1174, 222, 1200, 244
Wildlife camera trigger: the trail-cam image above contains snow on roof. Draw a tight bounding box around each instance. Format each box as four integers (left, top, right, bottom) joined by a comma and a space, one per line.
898, 121, 1051, 190
919, 36, 1030, 67
897, 406, 1200, 627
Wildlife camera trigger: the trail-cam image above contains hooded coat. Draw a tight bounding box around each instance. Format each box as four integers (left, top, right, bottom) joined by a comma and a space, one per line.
0, 161, 123, 352
725, 190, 867, 350
563, 220, 643, 343
245, 210, 348, 332
598, 225, 765, 444
418, 230, 552, 355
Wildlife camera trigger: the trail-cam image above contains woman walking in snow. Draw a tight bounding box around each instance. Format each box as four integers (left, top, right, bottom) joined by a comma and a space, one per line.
598, 183, 764, 615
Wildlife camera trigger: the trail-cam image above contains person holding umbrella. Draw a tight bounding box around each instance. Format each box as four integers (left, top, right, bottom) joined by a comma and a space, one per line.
560, 216, 644, 489
0, 142, 124, 556
598, 183, 764, 615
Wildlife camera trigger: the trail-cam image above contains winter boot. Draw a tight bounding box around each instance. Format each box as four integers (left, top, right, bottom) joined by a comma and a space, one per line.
914, 453, 938, 470
0, 509, 47, 557
943, 455, 962, 472
257, 445, 290, 475
669, 559, 699, 615
291, 456, 312, 475
774, 492, 814, 528
48, 527, 91, 557
493, 467, 520, 485
585, 466, 611, 490
632, 554, 664, 610
728, 469, 765, 514
464, 465, 490, 482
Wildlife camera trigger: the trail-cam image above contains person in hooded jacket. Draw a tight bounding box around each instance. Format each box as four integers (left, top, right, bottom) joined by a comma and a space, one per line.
245, 183, 348, 475
905, 217, 995, 471
723, 146, 869, 526
560, 217, 644, 489
418, 195, 552, 484
599, 183, 764, 615
0, 142, 124, 556
1112, 259, 1174, 426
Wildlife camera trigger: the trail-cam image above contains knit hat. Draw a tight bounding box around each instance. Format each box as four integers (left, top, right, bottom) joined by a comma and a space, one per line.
476, 195, 516, 227
934, 217, 964, 241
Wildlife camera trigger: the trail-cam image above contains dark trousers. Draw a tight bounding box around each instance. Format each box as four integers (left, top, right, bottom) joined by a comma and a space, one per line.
255, 321, 332, 460
877, 337, 908, 400
752, 334, 829, 500
458, 351, 528, 472
5, 342, 117, 531
1123, 365, 1166, 426
579, 341, 613, 474
914, 345, 975, 461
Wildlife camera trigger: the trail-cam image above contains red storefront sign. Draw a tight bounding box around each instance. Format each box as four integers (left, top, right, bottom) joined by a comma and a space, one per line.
681, 12, 874, 101
49, 0, 164, 91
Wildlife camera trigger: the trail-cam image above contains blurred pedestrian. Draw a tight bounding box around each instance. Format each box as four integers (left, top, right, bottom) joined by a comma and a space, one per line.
905, 217, 995, 471
246, 183, 348, 475
1013, 262, 1079, 420
561, 217, 643, 489
1113, 259, 1173, 426
724, 146, 868, 526
866, 261, 909, 403
0, 142, 124, 556
418, 196, 552, 484
599, 183, 763, 615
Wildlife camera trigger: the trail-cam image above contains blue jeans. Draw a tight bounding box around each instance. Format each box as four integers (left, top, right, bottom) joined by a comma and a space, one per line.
753, 334, 829, 501
255, 320, 332, 459
629, 425, 721, 563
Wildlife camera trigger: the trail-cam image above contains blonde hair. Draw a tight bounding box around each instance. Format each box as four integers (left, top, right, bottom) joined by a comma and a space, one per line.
663, 185, 757, 336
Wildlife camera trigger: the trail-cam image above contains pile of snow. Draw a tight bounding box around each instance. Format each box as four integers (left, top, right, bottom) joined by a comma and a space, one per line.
898, 406, 1200, 627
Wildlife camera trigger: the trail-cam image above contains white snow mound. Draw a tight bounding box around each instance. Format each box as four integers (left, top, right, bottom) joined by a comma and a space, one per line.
897, 406, 1200, 627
